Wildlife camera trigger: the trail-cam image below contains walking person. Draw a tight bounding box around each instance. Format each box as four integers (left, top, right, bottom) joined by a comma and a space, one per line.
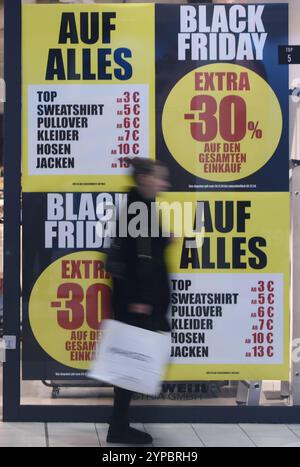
106, 158, 171, 445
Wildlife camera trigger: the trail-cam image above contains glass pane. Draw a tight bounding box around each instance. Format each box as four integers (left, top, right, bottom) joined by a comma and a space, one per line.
18, 0, 296, 413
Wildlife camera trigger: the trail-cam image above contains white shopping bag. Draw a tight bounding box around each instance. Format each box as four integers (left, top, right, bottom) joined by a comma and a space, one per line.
88, 319, 171, 396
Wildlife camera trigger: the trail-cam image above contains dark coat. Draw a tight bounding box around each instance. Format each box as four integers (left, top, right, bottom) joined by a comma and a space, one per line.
112, 187, 171, 332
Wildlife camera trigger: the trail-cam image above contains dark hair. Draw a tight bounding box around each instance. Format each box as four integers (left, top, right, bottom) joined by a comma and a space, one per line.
131, 158, 165, 183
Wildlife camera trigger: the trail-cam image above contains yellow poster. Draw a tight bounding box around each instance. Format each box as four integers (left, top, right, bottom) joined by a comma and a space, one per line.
21, 4, 290, 384
22, 4, 155, 192
158, 192, 290, 380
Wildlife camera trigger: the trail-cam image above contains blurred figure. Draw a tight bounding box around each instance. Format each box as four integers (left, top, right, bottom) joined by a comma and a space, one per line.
107, 158, 171, 445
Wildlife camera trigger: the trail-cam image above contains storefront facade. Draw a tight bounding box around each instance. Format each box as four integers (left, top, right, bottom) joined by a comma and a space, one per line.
2, 0, 300, 422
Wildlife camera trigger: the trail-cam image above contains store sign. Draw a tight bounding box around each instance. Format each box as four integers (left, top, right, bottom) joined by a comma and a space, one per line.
22, 3, 289, 381
279, 45, 300, 64
22, 4, 155, 192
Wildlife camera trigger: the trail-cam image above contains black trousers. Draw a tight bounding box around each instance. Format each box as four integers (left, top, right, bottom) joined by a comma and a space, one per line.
111, 386, 133, 427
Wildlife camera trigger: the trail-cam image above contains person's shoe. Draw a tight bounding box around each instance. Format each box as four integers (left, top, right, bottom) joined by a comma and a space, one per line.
106, 425, 153, 444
